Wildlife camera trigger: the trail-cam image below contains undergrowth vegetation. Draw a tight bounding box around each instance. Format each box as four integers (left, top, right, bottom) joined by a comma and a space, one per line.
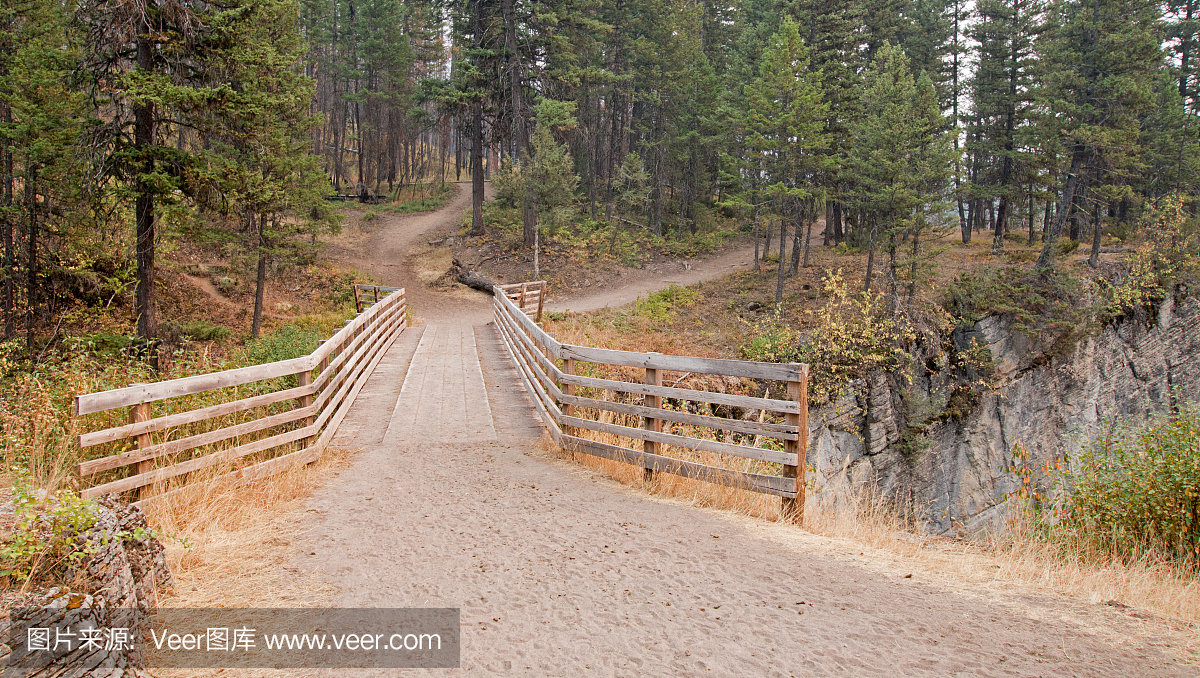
1012, 404, 1200, 568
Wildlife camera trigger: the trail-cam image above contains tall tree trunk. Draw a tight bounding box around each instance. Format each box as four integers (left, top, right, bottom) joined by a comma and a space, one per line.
752, 203, 761, 271
252, 214, 267, 339
135, 21, 157, 339
832, 200, 843, 245
802, 207, 814, 268
775, 213, 787, 305
650, 107, 664, 236
470, 0, 485, 236
789, 200, 802, 275
1088, 195, 1103, 268
953, 0, 967, 241
864, 215, 879, 292
25, 166, 36, 350
1037, 147, 1088, 269
2, 95, 12, 340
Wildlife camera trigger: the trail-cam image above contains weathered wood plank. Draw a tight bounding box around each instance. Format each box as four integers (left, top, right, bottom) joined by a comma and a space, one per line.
557, 392, 798, 440
558, 372, 800, 414
311, 289, 404, 364
81, 425, 315, 498
494, 315, 564, 444
309, 315, 407, 454
78, 404, 316, 476
494, 290, 562, 355
133, 445, 321, 512
558, 414, 796, 466
558, 434, 796, 498
79, 383, 318, 448
75, 356, 313, 415
557, 344, 802, 382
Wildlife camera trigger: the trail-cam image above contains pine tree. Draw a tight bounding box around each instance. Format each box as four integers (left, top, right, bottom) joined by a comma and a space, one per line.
852, 42, 955, 294
78, 0, 208, 339
1034, 0, 1163, 269
967, 0, 1041, 256
744, 19, 829, 304
198, 0, 338, 337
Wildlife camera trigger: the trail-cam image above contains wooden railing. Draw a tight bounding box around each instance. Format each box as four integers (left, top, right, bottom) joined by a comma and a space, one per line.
496, 281, 546, 324
74, 288, 408, 506
492, 282, 811, 521
353, 284, 400, 313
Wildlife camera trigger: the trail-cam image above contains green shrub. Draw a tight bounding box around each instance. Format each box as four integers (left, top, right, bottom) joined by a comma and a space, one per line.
176, 320, 231, 342
740, 311, 800, 364
239, 324, 318, 366
1, 470, 99, 585
634, 284, 699, 323
1048, 405, 1200, 564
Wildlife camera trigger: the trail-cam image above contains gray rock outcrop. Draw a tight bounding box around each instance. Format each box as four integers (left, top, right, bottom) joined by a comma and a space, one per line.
805, 290, 1200, 535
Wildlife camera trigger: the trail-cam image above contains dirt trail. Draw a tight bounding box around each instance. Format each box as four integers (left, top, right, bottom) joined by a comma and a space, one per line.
325, 183, 765, 323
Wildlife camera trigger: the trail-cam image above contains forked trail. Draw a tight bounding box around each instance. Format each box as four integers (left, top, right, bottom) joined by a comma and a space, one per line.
298, 188, 1191, 675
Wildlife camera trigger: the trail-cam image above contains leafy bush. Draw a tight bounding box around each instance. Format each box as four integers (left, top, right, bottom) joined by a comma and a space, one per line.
794, 270, 916, 402
1049, 405, 1200, 564
634, 284, 700, 323
1, 470, 99, 585
239, 323, 318, 366
740, 311, 801, 363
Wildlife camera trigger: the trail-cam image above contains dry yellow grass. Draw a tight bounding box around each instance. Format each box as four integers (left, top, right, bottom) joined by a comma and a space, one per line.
142, 445, 356, 610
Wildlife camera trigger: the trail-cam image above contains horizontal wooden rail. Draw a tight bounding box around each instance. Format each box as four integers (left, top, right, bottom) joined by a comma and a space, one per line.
497, 281, 546, 323
492, 283, 810, 522
73, 287, 408, 503
354, 284, 401, 313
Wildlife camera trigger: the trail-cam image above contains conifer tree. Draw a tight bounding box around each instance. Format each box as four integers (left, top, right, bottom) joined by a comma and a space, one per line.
744, 19, 829, 304
852, 42, 954, 294
1035, 0, 1163, 269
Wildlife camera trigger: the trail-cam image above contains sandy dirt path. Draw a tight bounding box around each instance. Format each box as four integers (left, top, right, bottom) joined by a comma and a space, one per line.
291, 323, 1192, 677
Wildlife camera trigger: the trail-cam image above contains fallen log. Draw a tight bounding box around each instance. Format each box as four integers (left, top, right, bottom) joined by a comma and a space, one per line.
439, 257, 497, 293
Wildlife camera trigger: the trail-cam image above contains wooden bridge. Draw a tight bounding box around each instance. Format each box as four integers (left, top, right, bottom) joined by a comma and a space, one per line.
66, 284, 1187, 676
73, 283, 810, 519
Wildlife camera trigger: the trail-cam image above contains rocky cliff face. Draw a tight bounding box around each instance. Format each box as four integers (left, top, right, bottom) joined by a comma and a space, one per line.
805, 289, 1200, 535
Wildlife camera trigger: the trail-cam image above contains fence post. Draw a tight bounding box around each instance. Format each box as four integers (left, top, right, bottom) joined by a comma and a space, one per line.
353, 285, 363, 314
781, 366, 809, 523
643, 365, 662, 484
563, 358, 576, 435
518, 282, 528, 312
298, 369, 315, 449
535, 282, 545, 324
129, 391, 152, 500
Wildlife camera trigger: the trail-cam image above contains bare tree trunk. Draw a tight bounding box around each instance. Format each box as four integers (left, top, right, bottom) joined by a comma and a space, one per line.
775, 212, 787, 306
134, 21, 157, 339
864, 215, 879, 293
25, 165, 36, 350
470, 0, 485, 236
252, 215, 268, 339
2, 94, 12, 340
1037, 147, 1088, 269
